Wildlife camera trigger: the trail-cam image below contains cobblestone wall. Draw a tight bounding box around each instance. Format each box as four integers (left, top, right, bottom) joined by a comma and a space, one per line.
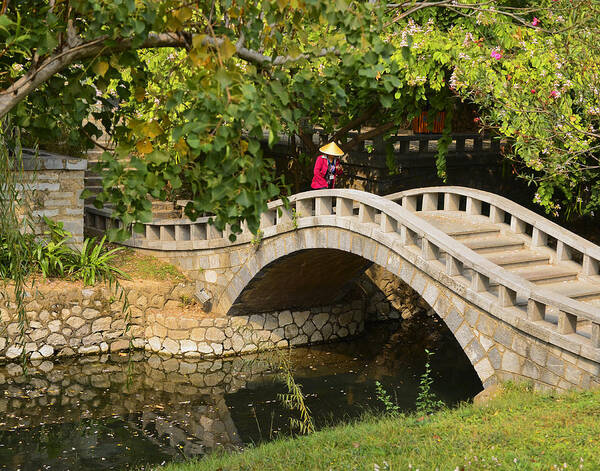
0, 280, 366, 363
21, 149, 86, 246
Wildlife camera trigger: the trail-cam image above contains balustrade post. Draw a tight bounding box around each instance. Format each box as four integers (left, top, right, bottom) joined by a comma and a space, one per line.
471, 272, 489, 292
336, 197, 353, 217
531, 228, 548, 247
421, 239, 438, 261
592, 322, 600, 348
207, 224, 222, 239
446, 255, 463, 276
402, 195, 418, 212
277, 206, 293, 225
422, 193, 438, 211
455, 136, 465, 154
191, 223, 207, 240
466, 197, 481, 216
583, 255, 599, 275
444, 193, 460, 211
498, 285, 517, 307
527, 299, 545, 321
511, 216, 526, 234
490, 205, 504, 223
359, 203, 376, 224
400, 225, 417, 246
146, 225, 160, 241
558, 311, 577, 335
556, 241, 572, 261
296, 198, 313, 218
380, 213, 396, 233
315, 196, 332, 216
260, 210, 276, 227
399, 140, 409, 154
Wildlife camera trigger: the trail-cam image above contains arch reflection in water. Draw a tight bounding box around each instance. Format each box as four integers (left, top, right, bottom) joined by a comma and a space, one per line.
0, 315, 482, 470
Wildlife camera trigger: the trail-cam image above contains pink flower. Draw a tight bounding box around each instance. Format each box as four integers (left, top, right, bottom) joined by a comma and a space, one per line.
532, 17, 539, 26
490, 49, 502, 60
531, 88, 536, 94
550, 90, 560, 98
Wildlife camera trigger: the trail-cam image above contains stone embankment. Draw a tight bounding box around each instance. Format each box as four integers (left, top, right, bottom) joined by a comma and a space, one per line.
0, 278, 378, 362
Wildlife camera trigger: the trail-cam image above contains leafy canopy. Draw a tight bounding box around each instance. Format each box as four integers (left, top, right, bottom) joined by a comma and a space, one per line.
1, 0, 599, 238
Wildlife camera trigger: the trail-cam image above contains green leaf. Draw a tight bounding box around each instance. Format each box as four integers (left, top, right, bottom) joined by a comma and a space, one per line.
146, 150, 170, 164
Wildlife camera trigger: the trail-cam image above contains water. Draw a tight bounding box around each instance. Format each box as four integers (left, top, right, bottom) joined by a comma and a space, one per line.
0, 314, 482, 470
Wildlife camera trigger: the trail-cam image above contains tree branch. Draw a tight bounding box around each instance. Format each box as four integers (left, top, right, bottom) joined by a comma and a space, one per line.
0, 32, 188, 118
342, 122, 397, 151
331, 103, 380, 143
0, 29, 338, 118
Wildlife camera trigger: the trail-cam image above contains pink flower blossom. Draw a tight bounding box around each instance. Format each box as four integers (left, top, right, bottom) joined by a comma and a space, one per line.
532, 17, 540, 26
490, 49, 502, 60
531, 88, 536, 94
550, 90, 560, 98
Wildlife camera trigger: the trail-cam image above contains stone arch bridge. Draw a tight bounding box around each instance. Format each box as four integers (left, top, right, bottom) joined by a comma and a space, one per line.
85, 187, 600, 391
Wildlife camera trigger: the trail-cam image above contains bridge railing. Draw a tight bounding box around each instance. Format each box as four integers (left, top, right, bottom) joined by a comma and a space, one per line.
86, 187, 600, 354
385, 186, 600, 346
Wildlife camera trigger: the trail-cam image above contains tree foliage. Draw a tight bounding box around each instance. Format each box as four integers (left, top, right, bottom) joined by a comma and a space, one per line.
1, 0, 599, 237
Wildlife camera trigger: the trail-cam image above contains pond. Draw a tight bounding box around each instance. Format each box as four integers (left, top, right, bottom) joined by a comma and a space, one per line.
0, 313, 482, 471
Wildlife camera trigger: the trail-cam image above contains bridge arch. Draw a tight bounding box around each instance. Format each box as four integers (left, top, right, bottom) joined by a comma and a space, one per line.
216, 216, 492, 387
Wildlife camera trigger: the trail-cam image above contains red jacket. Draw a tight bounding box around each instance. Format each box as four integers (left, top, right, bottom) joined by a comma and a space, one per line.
311, 155, 342, 189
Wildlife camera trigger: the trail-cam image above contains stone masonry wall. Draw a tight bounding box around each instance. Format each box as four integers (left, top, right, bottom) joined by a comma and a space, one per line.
0, 280, 366, 363
21, 149, 86, 246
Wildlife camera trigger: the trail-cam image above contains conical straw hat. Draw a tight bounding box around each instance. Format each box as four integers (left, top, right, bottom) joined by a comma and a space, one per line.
319, 142, 344, 156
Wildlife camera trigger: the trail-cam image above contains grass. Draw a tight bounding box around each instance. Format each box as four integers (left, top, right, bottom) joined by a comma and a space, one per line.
159, 384, 600, 471
113, 248, 187, 282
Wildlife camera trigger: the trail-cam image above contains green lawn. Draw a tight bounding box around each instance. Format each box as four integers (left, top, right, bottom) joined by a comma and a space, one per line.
160, 384, 600, 470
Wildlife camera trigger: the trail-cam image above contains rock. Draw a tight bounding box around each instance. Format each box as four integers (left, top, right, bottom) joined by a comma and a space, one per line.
473, 384, 503, 406
284, 323, 299, 339
0, 337, 6, 351
48, 320, 61, 333
179, 361, 197, 375
82, 308, 100, 320
110, 339, 130, 352
100, 342, 109, 353
310, 331, 323, 343
47, 333, 67, 346
312, 313, 329, 330
205, 327, 225, 342
91, 317, 111, 332
38, 344, 54, 358
148, 337, 162, 352
30, 328, 49, 342
30, 351, 43, 360
278, 310, 293, 327
81, 288, 95, 298
39, 361, 54, 373
162, 338, 180, 355
79, 345, 100, 355
292, 310, 311, 327
180, 340, 198, 353
57, 347, 75, 357
197, 343, 213, 354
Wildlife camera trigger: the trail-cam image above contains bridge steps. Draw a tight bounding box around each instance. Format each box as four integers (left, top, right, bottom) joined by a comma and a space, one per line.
486, 250, 551, 270
462, 235, 525, 254
418, 210, 600, 307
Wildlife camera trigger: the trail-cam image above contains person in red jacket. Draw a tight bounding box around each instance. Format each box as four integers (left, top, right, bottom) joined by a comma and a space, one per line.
311, 142, 344, 190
